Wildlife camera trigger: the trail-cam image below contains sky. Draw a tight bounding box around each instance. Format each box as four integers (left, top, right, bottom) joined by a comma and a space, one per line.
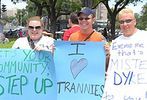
1, 0, 147, 14
109, 0, 147, 14
126, 1, 147, 14
1, 0, 27, 10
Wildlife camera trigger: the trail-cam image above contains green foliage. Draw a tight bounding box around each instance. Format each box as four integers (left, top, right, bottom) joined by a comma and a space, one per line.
6, 16, 16, 23
26, 1, 36, 17
91, 0, 101, 8
66, 1, 81, 12
137, 3, 147, 30
70, 1, 82, 12
15, 9, 28, 26
56, 0, 81, 14
10, 0, 146, 41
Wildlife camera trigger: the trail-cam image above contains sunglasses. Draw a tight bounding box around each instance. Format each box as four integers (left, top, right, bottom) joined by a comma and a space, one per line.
28, 26, 41, 30
78, 17, 91, 21
119, 19, 133, 24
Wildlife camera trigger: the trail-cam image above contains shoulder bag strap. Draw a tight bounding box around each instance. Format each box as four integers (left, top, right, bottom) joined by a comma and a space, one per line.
84, 31, 95, 41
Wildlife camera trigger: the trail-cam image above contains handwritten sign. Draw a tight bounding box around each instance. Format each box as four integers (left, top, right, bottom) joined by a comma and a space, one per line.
0, 49, 56, 100
54, 41, 106, 100
102, 40, 147, 100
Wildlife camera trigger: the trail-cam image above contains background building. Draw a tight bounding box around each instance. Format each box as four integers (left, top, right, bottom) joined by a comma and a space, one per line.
94, 3, 108, 32
96, 3, 107, 20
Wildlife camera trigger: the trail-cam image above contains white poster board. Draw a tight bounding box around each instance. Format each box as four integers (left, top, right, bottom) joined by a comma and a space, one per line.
102, 40, 147, 100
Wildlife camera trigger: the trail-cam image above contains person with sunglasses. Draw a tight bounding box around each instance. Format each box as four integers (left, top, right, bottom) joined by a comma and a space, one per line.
115, 7, 147, 40
69, 7, 105, 41
12, 16, 54, 52
69, 7, 110, 72
105, 8, 147, 74
102, 8, 147, 99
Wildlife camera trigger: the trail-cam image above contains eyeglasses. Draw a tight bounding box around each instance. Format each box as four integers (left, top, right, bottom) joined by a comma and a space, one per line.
119, 19, 133, 24
78, 17, 91, 21
28, 26, 41, 30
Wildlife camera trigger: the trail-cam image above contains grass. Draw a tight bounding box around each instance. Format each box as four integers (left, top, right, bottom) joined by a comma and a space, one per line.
0, 38, 16, 48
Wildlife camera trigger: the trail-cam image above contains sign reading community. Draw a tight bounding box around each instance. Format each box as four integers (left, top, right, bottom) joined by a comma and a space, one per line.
0, 49, 56, 100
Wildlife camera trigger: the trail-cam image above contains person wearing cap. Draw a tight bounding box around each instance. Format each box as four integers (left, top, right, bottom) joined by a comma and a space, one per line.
69, 7, 105, 41
69, 7, 110, 71
62, 12, 80, 41
12, 16, 54, 52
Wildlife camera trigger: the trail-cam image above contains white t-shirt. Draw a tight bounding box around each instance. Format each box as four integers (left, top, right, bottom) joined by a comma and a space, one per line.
12, 35, 54, 52
114, 29, 147, 41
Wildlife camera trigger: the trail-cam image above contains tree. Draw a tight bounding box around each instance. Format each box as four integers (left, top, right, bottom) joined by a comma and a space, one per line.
26, 0, 81, 36
28, 0, 47, 16
46, 0, 80, 33
137, 3, 147, 30
11, 0, 81, 37
25, 1, 37, 17
81, 0, 94, 7
15, 9, 27, 26
11, 0, 145, 40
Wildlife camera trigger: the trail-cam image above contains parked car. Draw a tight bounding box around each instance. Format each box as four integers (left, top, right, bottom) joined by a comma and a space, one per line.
4, 26, 27, 38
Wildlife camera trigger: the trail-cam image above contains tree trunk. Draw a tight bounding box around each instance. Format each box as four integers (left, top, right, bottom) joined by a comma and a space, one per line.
36, 6, 43, 16
110, 14, 117, 40
50, 20, 57, 39
49, 7, 58, 39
